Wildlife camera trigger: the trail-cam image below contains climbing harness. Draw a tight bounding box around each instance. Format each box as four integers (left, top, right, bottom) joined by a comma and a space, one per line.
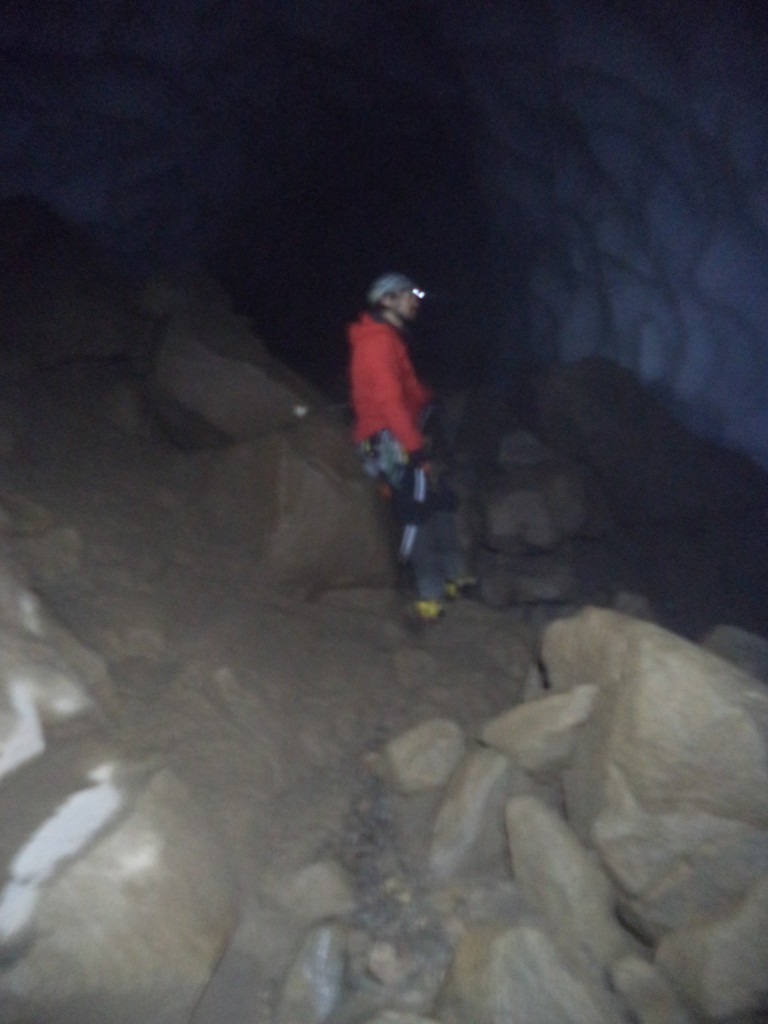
357, 429, 429, 561
358, 429, 409, 487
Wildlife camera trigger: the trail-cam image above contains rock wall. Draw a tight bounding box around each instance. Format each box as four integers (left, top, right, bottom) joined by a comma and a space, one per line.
458, 2, 768, 467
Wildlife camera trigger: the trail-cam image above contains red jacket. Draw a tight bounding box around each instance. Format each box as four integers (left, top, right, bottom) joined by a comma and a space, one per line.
347, 312, 433, 452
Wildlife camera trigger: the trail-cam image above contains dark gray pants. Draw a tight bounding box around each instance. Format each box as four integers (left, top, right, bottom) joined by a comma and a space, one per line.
410, 509, 466, 601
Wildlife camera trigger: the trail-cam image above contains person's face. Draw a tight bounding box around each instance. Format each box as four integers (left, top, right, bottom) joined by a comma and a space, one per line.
383, 288, 422, 322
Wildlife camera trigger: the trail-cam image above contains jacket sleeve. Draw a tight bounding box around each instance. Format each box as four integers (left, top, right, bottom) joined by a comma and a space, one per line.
368, 333, 427, 452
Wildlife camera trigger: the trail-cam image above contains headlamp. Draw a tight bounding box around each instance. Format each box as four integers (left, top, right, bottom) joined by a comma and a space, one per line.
412, 288, 425, 299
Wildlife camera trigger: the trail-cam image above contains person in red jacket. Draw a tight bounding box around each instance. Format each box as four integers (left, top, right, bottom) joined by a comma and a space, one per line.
347, 272, 475, 622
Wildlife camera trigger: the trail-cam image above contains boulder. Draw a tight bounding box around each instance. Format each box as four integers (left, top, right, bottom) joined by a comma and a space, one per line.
429, 748, 510, 881
0, 557, 236, 1023
485, 484, 562, 550
273, 859, 356, 925
505, 796, 631, 972
149, 301, 323, 447
275, 920, 347, 1024
0, 769, 237, 1024
203, 423, 394, 592
439, 923, 626, 1024
382, 719, 465, 794
483, 458, 611, 552
541, 607, 768, 938
480, 685, 597, 775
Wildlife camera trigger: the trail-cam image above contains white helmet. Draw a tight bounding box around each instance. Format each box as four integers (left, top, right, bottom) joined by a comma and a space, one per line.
367, 272, 425, 306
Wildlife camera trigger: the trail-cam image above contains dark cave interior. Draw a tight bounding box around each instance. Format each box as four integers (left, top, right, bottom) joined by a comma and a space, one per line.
3, 9, 768, 1022
2, 0, 768, 462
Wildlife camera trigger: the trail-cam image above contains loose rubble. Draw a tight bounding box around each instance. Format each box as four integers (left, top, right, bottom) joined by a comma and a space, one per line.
272, 609, 768, 1023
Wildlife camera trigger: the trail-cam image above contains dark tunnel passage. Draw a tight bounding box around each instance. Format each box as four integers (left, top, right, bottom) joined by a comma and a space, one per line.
212, 88, 520, 395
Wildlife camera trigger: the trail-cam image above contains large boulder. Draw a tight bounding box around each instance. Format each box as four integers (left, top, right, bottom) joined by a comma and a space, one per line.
0, 557, 237, 1024
541, 607, 768, 940
535, 357, 767, 523
203, 418, 395, 592
482, 439, 611, 553
1, 768, 237, 1024
148, 299, 324, 447
504, 796, 632, 974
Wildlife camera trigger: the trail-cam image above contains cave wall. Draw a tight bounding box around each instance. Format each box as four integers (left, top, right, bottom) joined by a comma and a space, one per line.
455, 1, 768, 465
1, 0, 767, 466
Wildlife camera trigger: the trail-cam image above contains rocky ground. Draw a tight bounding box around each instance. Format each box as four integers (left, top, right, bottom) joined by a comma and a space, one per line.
1, 367, 767, 1023
0, 374, 536, 1020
